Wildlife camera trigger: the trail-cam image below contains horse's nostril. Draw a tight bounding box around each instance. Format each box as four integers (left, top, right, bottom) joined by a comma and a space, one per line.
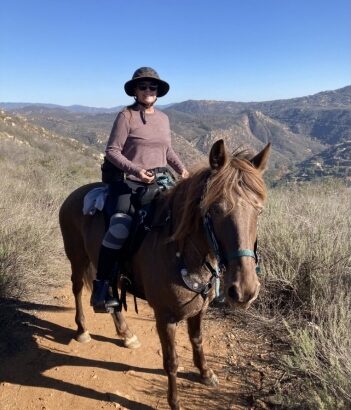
228, 286, 239, 302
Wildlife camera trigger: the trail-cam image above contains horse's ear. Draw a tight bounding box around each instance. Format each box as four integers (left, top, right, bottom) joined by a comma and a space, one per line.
251, 143, 271, 173
209, 139, 228, 170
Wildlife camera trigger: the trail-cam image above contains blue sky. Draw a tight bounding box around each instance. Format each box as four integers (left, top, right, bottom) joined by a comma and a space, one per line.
1, 0, 350, 107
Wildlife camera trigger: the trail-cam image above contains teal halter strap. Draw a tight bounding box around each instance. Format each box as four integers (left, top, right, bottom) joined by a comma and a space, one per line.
227, 249, 256, 261
227, 249, 261, 275
203, 212, 258, 269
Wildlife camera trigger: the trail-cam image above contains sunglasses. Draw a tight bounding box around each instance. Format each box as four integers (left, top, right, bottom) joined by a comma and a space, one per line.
136, 84, 158, 92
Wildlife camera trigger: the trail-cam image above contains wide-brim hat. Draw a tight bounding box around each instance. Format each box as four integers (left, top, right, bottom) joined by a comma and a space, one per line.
124, 67, 170, 97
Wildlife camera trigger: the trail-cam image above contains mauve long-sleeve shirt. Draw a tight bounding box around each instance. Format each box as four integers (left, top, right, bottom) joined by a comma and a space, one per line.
105, 108, 185, 180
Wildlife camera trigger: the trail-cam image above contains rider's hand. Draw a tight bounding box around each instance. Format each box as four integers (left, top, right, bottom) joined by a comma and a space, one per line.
181, 169, 189, 179
138, 169, 155, 184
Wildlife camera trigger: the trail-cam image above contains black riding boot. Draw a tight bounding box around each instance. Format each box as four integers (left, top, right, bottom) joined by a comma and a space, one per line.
91, 245, 120, 313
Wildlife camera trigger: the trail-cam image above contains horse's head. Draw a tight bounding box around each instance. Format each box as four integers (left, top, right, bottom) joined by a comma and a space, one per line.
204, 139, 271, 309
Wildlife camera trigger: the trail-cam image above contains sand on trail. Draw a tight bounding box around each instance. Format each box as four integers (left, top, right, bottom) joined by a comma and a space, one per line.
0, 286, 278, 410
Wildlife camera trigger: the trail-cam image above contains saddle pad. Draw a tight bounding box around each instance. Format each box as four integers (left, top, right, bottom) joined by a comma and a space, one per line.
83, 186, 108, 215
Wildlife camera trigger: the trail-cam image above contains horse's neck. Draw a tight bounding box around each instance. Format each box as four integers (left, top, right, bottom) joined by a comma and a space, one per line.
169, 194, 210, 270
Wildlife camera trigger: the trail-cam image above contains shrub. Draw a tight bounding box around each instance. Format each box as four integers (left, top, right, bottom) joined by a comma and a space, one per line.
257, 180, 351, 407
0, 137, 99, 302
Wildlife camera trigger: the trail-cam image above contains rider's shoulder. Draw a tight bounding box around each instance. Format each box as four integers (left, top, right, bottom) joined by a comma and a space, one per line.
154, 108, 169, 121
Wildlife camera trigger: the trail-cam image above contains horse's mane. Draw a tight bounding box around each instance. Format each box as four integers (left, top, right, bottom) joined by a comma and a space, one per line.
166, 148, 267, 242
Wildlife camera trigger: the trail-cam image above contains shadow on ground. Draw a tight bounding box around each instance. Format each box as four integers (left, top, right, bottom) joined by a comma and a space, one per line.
0, 299, 160, 409
0, 299, 254, 409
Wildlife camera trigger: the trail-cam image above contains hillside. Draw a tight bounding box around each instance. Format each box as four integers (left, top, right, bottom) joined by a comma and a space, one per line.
2, 85, 350, 181
283, 139, 351, 182
168, 109, 325, 165
0, 109, 102, 164
166, 85, 351, 152
171, 86, 351, 114
0, 105, 116, 148
0, 108, 102, 306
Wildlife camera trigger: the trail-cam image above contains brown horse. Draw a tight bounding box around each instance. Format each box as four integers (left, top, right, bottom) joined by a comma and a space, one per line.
59, 139, 270, 409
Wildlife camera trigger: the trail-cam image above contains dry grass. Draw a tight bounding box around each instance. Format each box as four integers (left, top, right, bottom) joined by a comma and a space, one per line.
256, 180, 351, 408
0, 134, 99, 303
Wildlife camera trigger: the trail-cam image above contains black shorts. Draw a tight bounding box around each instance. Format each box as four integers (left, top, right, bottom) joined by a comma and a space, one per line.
104, 168, 176, 218
104, 179, 154, 217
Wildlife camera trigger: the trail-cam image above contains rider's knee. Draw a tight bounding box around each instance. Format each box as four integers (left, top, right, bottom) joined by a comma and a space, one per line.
102, 212, 132, 249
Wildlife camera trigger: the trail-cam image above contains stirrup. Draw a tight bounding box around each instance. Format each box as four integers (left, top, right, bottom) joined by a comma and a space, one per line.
91, 280, 119, 313
93, 300, 119, 314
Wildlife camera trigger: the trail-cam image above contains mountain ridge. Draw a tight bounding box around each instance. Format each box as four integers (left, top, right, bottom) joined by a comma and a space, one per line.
1, 85, 350, 182
1, 85, 349, 113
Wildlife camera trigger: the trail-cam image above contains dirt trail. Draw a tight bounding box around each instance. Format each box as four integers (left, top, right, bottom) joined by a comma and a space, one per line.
0, 286, 279, 410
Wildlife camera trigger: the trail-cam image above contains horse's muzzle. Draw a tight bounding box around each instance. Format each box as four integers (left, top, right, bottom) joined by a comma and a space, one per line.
226, 281, 261, 309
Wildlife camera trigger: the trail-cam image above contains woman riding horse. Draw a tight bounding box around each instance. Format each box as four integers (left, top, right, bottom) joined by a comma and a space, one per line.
59, 139, 271, 409
92, 67, 189, 312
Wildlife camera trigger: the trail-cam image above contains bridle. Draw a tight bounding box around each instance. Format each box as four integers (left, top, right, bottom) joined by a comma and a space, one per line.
176, 176, 261, 298
203, 211, 259, 277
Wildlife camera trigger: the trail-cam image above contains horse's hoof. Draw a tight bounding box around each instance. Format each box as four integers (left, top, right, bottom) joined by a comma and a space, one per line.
201, 370, 219, 387
76, 331, 91, 343
124, 334, 141, 349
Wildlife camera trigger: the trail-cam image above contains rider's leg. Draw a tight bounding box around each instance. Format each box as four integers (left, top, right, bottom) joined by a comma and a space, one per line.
91, 212, 132, 313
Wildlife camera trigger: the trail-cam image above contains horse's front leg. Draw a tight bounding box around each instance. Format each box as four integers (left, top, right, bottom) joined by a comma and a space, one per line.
111, 310, 141, 349
187, 312, 219, 386
155, 314, 180, 410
